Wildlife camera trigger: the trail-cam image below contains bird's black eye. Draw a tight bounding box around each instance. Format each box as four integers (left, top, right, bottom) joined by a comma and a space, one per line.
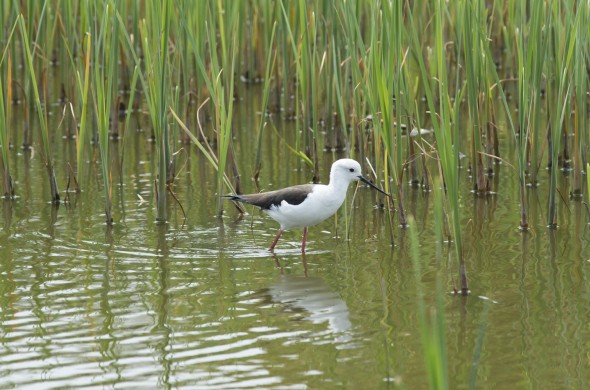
349, 168, 355, 172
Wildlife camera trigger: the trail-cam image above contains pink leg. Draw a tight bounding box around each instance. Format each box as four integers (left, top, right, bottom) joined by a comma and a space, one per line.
301, 227, 308, 253
269, 228, 284, 251
301, 252, 308, 276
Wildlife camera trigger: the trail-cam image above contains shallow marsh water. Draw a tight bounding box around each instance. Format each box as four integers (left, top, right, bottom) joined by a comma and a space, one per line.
0, 86, 589, 389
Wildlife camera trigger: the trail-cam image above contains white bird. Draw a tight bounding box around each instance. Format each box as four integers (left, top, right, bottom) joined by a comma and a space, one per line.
225, 159, 389, 252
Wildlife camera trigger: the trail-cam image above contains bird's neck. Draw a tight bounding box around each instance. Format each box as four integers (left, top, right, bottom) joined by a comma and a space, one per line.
327, 176, 351, 197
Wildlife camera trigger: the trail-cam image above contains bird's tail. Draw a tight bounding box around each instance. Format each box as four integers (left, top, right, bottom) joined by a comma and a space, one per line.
222, 195, 242, 202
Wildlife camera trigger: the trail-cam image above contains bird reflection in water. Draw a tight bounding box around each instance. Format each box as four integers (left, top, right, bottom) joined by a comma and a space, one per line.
255, 256, 353, 342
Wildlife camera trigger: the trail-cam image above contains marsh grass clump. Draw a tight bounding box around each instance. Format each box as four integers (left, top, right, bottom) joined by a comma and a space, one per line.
90, 2, 118, 224
18, 14, 60, 204
0, 23, 16, 199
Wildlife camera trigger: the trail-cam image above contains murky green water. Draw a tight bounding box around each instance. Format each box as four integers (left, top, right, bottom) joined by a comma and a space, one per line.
1, 86, 589, 389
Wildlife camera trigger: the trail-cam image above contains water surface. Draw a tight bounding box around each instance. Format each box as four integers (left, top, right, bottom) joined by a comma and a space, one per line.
0, 88, 589, 389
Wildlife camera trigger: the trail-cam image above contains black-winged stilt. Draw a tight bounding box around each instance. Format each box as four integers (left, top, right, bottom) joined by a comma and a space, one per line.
225, 159, 389, 252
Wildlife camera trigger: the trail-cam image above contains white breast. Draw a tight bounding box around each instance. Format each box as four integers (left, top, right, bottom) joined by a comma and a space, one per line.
265, 185, 347, 230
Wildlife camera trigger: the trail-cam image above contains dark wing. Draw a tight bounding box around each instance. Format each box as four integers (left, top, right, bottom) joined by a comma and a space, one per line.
225, 184, 313, 210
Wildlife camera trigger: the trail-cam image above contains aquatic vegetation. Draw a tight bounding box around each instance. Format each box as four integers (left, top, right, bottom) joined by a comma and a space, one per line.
0, 0, 586, 276
409, 215, 448, 390
91, 2, 118, 224
1, 2, 589, 387
18, 15, 60, 204
0, 21, 16, 199
139, 0, 173, 223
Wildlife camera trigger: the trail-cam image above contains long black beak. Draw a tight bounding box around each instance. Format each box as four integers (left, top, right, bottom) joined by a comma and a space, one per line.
358, 176, 390, 197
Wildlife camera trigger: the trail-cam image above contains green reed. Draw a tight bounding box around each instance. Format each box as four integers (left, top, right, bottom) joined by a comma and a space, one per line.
62, 29, 90, 192
517, 1, 546, 193
139, 0, 172, 223
407, 0, 468, 294
329, 19, 349, 153
253, 23, 278, 184
337, 0, 368, 159
218, 1, 244, 196
172, 2, 191, 145
409, 216, 448, 390
571, 10, 588, 199
463, 1, 491, 194
546, 1, 577, 228
0, 63, 10, 199
507, 0, 546, 229
90, 1, 119, 224
119, 65, 139, 180
18, 14, 60, 204
414, 177, 488, 389
177, 1, 239, 214
176, 0, 207, 144
0, 20, 17, 199
77, 34, 91, 189
0, 61, 11, 199
209, 1, 238, 213
170, 109, 242, 214
329, 40, 346, 149
279, 0, 318, 176
335, 0, 399, 229
359, 0, 406, 225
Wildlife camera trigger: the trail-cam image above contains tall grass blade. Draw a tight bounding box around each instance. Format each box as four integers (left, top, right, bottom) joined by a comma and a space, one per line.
139, 0, 173, 223
0, 20, 18, 198
18, 14, 60, 204
91, 1, 118, 224
547, 1, 577, 228
407, 0, 468, 294
409, 216, 448, 390
0, 61, 13, 199
62, 30, 91, 192
253, 22, 277, 184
